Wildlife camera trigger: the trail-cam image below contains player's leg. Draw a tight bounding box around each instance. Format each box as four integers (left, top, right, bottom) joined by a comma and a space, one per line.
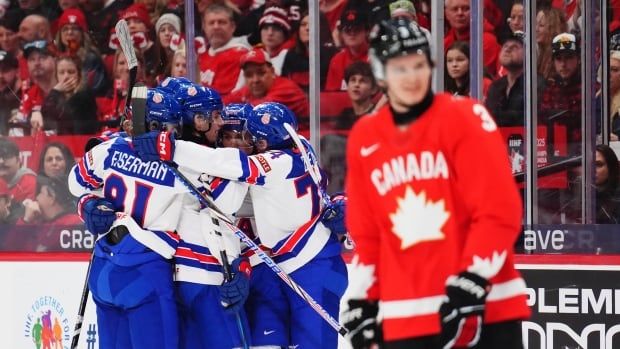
382, 336, 440, 349
89, 256, 131, 349
177, 281, 250, 348
286, 255, 348, 349
125, 258, 178, 349
245, 263, 289, 348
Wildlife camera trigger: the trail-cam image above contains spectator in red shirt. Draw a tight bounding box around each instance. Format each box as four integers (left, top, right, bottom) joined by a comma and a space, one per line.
325, 8, 370, 91
0, 138, 36, 203
6, 175, 81, 251
224, 48, 309, 131
198, 3, 251, 96
444, 0, 501, 77
17, 40, 57, 136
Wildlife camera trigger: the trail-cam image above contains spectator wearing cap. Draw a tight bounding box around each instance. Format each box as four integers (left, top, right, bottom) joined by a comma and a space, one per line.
120, 3, 158, 86
81, 0, 131, 55
282, 10, 338, 92
224, 48, 309, 131
444, 0, 501, 77
325, 8, 369, 91
17, 40, 57, 136
0, 138, 36, 202
257, 6, 292, 75
17, 14, 54, 83
153, 12, 182, 81
199, 4, 251, 96
54, 8, 109, 96
539, 32, 582, 149
485, 31, 526, 127
0, 51, 21, 135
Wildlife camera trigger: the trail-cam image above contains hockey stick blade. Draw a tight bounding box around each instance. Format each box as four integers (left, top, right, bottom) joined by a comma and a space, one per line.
131, 84, 147, 136
165, 163, 348, 337
115, 19, 138, 112
115, 20, 137, 71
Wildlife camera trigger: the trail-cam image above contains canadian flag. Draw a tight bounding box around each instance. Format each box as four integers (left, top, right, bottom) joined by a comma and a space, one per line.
169, 33, 207, 55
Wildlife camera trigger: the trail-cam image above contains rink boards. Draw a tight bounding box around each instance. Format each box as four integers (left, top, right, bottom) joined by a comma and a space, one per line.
2, 253, 620, 349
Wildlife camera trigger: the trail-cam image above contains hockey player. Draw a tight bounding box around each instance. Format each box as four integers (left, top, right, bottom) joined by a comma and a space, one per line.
342, 18, 530, 349
132, 102, 348, 348
67, 89, 185, 349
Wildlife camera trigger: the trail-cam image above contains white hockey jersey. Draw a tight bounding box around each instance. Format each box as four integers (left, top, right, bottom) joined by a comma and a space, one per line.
173, 141, 341, 273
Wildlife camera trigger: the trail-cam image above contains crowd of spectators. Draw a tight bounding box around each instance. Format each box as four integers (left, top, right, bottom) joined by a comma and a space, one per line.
0, 0, 619, 248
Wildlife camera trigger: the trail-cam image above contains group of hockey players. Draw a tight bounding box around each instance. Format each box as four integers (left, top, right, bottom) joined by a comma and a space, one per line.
67, 17, 530, 349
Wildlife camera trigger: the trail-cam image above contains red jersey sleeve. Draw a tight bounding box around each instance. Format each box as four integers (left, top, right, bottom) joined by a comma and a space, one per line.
345, 117, 381, 300
449, 98, 522, 279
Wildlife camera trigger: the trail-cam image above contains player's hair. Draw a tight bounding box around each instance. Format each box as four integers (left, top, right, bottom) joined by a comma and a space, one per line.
344, 61, 377, 88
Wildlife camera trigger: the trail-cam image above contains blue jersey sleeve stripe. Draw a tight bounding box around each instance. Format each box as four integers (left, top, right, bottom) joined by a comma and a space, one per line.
73, 166, 98, 190
211, 179, 230, 199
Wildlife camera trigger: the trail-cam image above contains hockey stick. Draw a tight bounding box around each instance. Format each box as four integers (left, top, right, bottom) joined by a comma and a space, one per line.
165, 163, 348, 337
70, 20, 141, 349
210, 215, 250, 349
115, 19, 138, 110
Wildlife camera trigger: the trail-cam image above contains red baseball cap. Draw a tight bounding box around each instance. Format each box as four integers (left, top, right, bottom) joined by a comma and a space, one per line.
57, 8, 88, 32
240, 48, 272, 68
120, 3, 152, 28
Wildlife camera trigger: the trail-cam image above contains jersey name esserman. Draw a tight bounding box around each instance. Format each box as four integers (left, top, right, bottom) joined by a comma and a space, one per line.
371, 151, 449, 195
108, 150, 172, 185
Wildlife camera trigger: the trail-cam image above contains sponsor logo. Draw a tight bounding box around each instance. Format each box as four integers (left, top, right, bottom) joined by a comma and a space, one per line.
360, 143, 380, 157
23, 296, 70, 349
263, 330, 275, 335
256, 155, 271, 172
153, 92, 163, 103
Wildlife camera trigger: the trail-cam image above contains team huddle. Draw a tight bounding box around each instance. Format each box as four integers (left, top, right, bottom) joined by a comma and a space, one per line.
67, 17, 530, 349
68, 75, 348, 349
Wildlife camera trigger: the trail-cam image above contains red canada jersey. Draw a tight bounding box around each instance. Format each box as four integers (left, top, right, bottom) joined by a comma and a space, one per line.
198, 39, 250, 96
345, 94, 530, 341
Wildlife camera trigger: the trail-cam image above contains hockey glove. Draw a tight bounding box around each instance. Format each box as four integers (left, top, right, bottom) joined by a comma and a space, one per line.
78, 195, 116, 236
320, 193, 347, 235
219, 256, 251, 314
132, 130, 175, 162
439, 272, 491, 348
342, 299, 382, 349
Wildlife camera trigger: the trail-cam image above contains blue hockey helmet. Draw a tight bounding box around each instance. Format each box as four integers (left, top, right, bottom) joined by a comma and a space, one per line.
145, 88, 183, 133
158, 76, 193, 97
178, 84, 223, 126
246, 102, 298, 150
222, 103, 252, 132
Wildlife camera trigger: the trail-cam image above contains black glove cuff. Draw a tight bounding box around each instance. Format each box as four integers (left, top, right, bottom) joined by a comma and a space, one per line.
446, 271, 491, 306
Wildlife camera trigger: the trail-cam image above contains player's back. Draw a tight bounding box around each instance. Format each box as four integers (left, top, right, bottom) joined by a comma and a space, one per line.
69, 137, 191, 232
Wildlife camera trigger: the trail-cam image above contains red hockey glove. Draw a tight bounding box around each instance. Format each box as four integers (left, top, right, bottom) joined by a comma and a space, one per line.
439, 272, 491, 348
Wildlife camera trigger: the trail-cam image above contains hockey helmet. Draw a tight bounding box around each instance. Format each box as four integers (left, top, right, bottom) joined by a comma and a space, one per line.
222, 103, 253, 133
145, 88, 183, 133
369, 18, 431, 80
246, 102, 298, 150
158, 76, 193, 98
178, 83, 223, 126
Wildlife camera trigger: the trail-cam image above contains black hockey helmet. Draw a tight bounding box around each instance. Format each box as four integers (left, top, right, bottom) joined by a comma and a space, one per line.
369, 18, 431, 80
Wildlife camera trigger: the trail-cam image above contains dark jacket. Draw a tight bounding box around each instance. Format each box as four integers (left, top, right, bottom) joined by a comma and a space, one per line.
485, 74, 525, 127
41, 89, 98, 135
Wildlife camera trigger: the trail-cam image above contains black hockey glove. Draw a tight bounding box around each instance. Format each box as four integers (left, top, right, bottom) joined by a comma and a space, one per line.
219, 257, 251, 314
439, 272, 491, 348
342, 299, 382, 349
